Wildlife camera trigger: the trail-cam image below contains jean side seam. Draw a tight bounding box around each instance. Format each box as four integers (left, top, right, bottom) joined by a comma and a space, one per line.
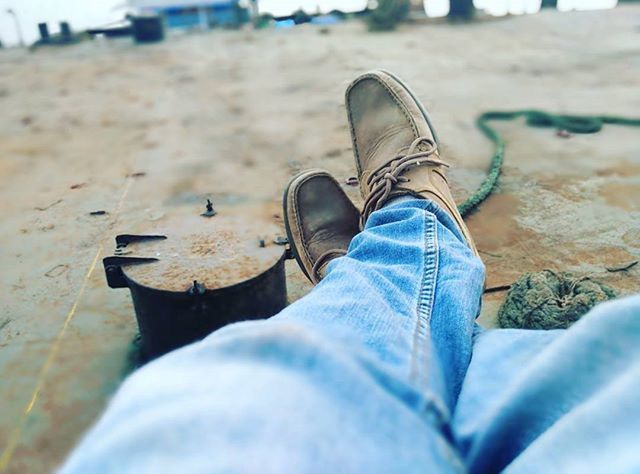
410, 211, 438, 390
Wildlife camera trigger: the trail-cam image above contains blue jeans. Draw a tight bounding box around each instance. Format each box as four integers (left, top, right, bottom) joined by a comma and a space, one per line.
61, 199, 640, 473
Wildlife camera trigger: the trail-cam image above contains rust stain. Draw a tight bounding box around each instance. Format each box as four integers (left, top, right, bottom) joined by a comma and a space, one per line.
598, 182, 640, 211
596, 162, 640, 178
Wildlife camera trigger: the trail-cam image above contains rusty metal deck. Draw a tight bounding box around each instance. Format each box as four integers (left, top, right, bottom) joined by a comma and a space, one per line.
1, 8, 639, 472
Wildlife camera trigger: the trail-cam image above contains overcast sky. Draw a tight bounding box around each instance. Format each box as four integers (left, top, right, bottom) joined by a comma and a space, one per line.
0, 0, 616, 47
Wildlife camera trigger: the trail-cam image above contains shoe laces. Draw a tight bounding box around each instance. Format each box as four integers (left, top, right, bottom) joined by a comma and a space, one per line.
361, 136, 448, 228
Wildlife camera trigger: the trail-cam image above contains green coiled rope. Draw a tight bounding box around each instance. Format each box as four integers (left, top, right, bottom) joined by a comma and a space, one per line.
458, 110, 640, 217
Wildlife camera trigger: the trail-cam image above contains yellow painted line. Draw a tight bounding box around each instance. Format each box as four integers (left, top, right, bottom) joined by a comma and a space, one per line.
115, 177, 134, 216
0, 247, 102, 471
0, 178, 134, 472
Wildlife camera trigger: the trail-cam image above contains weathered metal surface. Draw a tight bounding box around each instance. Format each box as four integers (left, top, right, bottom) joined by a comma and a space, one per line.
103, 212, 288, 359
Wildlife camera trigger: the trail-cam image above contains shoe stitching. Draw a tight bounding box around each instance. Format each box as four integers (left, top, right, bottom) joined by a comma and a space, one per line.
410, 210, 438, 389
346, 73, 421, 179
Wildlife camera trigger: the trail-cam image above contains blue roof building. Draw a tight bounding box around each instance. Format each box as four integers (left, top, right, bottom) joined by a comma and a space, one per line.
128, 0, 248, 28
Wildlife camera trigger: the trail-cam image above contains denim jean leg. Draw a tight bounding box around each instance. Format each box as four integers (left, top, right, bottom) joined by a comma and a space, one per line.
276, 198, 485, 416
454, 294, 640, 473
59, 198, 484, 473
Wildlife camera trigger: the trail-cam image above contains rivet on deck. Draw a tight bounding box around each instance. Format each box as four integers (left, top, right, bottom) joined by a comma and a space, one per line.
201, 199, 217, 217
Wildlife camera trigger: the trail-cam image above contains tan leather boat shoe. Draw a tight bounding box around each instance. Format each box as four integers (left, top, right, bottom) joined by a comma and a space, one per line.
345, 70, 478, 256
283, 169, 360, 284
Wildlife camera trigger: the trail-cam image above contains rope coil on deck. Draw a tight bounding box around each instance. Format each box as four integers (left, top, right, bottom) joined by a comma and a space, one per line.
497, 270, 617, 330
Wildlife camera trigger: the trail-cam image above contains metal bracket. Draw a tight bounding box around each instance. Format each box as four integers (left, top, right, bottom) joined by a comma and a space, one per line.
103, 256, 158, 288
115, 234, 167, 247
